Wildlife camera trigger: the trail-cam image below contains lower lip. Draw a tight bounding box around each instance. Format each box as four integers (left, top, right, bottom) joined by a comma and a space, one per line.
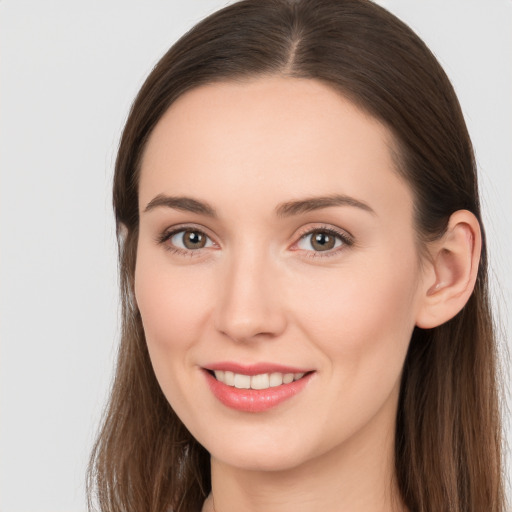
203, 370, 313, 413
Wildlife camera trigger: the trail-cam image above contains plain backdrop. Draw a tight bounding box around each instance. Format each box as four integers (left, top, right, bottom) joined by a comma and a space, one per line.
1, 1, 510, 511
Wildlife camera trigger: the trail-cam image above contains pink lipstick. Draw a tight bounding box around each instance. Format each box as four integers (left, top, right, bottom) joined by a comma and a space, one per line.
202, 362, 314, 413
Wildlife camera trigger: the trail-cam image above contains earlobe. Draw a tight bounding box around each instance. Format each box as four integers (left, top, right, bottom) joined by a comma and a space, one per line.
415, 210, 482, 329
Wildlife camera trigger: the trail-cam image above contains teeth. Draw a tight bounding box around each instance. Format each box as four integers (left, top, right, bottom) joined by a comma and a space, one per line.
269, 372, 283, 387
224, 371, 235, 386
213, 370, 307, 390
283, 373, 294, 384
251, 373, 270, 390
234, 373, 251, 389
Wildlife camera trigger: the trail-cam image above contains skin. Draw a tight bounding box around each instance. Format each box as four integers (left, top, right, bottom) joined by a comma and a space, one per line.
134, 76, 478, 512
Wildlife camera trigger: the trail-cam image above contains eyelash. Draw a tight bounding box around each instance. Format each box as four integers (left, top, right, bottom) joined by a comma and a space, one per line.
294, 226, 354, 258
156, 225, 214, 257
156, 224, 354, 258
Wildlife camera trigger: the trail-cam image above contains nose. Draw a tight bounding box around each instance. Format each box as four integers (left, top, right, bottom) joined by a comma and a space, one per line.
213, 247, 287, 343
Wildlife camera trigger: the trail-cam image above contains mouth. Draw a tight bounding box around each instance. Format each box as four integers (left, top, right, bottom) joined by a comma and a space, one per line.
207, 369, 310, 390
202, 365, 315, 413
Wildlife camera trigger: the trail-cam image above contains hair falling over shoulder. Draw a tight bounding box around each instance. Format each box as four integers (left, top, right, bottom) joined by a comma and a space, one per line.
87, 1, 507, 511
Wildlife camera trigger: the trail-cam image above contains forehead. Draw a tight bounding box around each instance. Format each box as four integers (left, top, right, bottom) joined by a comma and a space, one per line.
139, 76, 412, 222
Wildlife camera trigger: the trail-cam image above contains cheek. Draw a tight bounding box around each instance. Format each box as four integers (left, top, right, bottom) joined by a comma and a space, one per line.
134, 253, 211, 349
292, 250, 420, 381
276, 251, 421, 451
134, 249, 218, 423
133, 247, 218, 413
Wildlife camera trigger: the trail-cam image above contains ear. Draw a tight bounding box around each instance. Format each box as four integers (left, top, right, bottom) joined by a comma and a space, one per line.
415, 210, 482, 329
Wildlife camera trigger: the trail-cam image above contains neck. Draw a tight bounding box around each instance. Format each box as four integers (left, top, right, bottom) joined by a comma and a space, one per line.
205, 398, 407, 512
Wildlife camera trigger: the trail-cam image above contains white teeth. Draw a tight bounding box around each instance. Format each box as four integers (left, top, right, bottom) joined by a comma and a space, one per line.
283, 373, 294, 384
213, 370, 307, 390
269, 372, 283, 387
234, 373, 251, 389
251, 373, 270, 390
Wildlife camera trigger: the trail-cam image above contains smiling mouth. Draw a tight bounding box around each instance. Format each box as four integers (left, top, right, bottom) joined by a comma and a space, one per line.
203, 368, 315, 412
208, 370, 310, 390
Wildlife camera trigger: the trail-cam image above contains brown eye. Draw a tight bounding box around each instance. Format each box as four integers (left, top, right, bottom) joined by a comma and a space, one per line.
168, 229, 213, 251
297, 229, 345, 252
310, 231, 336, 251
182, 230, 206, 249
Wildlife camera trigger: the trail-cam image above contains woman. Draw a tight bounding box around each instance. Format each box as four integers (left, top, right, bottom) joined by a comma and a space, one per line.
87, 1, 506, 511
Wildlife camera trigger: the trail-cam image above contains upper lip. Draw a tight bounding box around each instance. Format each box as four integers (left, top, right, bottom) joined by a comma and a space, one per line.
204, 362, 313, 376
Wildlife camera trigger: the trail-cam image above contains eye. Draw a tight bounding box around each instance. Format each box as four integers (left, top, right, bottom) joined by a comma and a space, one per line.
161, 228, 215, 252
296, 228, 351, 253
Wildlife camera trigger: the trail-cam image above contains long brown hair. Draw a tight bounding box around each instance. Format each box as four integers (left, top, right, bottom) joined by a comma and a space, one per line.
87, 1, 506, 511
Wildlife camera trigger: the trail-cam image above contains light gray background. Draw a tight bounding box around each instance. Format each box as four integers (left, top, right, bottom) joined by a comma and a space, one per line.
1, 1, 510, 511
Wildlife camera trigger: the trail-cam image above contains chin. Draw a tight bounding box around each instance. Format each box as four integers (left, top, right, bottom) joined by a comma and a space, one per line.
213, 446, 308, 472
202, 426, 317, 472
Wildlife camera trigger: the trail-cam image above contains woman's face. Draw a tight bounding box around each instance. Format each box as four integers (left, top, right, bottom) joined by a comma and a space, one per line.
135, 76, 429, 471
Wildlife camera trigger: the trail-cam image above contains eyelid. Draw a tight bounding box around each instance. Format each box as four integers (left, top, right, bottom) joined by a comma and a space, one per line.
156, 223, 219, 254
290, 224, 354, 257
155, 222, 354, 258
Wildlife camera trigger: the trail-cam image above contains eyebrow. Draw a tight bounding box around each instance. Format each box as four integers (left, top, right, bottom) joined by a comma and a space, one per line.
144, 194, 217, 217
275, 194, 375, 217
143, 193, 375, 218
